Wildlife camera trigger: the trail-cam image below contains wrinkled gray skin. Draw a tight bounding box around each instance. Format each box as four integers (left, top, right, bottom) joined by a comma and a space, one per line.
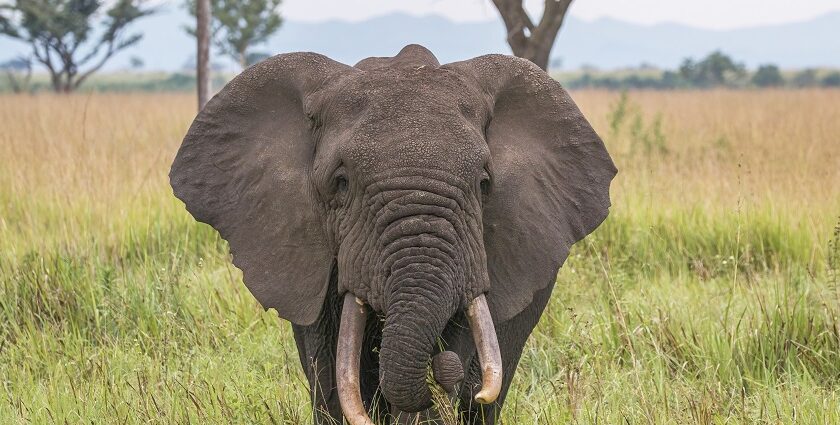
170, 45, 616, 424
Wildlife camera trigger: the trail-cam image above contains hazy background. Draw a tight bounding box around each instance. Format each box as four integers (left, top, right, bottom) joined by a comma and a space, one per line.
2, 0, 839, 71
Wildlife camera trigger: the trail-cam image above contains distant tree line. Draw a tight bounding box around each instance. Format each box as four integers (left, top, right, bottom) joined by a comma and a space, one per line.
2, 1, 839, 94
564, 51, 840, 90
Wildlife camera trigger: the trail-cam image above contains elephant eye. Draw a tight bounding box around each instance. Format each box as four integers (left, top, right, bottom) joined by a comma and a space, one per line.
333, 165, 349, 194
479, 170, 491, 197
336, 175, 348, 193
329, 165, 349, 202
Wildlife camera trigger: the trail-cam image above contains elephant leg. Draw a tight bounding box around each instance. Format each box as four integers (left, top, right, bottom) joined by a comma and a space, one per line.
292, 270, 388, 424
458, 282, 556, 425
293, 314, 388, 424
292, 308, 342, 424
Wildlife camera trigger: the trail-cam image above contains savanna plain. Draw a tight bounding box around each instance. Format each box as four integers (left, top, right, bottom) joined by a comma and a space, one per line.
1, 89, 839, 424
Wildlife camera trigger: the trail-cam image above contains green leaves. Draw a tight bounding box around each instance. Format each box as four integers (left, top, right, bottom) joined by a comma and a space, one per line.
678, 51, 747, 88
0, 0, 153, 91
185, 0, 283, 68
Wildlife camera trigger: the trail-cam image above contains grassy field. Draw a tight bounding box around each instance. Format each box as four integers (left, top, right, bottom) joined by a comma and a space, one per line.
1, 89, 839, 424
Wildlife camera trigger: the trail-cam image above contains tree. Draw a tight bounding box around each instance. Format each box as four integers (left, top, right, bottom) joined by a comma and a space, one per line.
245, 51, 270, 66
129, 55, 144, 70
187, 0, 282, 69
678, 51, 745, 87
0, 0, 153, 93
751, 64, 784, 87
792, 68, 818, 87
196, 0, 210, 109
490, 0, 573, 71
822, 72, 840, 88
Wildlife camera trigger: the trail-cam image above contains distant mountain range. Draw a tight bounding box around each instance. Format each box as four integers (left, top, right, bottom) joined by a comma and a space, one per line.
2, 6, 839, 71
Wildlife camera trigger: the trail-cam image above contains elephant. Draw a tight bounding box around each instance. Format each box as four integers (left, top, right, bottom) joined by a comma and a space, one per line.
169, 44, 616, 424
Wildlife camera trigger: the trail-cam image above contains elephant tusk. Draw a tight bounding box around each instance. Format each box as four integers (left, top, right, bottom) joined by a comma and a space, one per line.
466, 294, 503, 405
336, 293, 375, 425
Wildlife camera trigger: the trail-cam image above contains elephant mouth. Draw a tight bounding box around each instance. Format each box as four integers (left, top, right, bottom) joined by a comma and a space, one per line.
335, 292, 502, 425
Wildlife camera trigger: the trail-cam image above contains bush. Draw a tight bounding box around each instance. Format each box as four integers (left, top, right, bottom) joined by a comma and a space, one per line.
679, 51, 746, 88
752, 64, 784, 87
792, 69, 819, 87
823, 72, 840, 87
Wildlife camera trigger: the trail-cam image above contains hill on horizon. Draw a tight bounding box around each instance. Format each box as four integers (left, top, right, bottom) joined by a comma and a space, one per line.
1, 7, 839, 72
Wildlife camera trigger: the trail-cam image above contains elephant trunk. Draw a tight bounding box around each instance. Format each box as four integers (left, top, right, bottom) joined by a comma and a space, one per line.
371, 181, 470, 413
379, 276, 456, 412
377, 219, 460, 412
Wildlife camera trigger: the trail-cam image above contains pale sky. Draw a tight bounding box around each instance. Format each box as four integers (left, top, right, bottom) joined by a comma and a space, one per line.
282, 0, 840, 30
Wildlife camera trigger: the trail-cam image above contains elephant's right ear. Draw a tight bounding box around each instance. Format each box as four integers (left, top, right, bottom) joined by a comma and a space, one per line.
447, 55, 617, 324
170, 53, 355, 326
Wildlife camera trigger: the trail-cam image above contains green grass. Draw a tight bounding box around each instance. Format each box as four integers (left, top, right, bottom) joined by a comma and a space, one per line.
1, 91, 839, 423
2, 195, 837, 423
508, 239, 840, 423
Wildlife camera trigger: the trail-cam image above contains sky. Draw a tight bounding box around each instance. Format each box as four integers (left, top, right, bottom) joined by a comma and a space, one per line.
282, 0, 840, 30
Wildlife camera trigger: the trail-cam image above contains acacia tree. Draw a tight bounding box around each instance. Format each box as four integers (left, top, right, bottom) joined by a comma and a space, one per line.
678, 51, 746, 87
752, 64, 784, 88
187, 0, 282, 69
490, 0, 573, 71
0, 0, 153, 92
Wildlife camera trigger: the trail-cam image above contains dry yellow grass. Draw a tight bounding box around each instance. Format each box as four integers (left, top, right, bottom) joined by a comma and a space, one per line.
576, 89, 840, 215
0, 94, 194, 255
2, 89, 837, 258
1, 89, 839, 423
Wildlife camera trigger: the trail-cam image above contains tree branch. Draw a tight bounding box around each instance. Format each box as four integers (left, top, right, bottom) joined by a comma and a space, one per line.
74, 33, 141, 89
2, 0, 152, 92
491, 0, 534, 56
528, 0, 572, 53
491, 0, 574, 70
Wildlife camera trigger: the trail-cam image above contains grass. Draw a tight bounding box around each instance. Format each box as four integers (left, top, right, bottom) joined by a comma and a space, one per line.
1, 89, 839, 423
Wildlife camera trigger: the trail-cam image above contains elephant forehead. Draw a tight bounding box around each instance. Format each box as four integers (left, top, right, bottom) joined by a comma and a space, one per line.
328, 66, 486, 122
343, 118, 487, 181
328, 68, 490, 181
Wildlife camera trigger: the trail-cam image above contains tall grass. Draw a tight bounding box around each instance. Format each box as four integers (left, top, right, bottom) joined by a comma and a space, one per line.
1, 90, 838, 423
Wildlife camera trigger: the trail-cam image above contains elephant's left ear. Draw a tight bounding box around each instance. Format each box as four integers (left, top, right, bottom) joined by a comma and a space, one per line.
446, 55, 617, 323
170, 53, 356, 326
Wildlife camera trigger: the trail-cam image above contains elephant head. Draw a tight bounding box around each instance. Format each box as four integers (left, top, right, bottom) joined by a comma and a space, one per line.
170, 45, 615, 421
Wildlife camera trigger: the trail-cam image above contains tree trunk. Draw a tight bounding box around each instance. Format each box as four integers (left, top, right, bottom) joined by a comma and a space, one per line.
520, 33, 557, 71
238, 50, 247, 70
50, 73, 62, 93
491, 0, 573, 71
196, 0, 211, 110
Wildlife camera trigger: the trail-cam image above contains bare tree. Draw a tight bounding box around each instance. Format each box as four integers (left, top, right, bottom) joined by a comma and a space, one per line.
196, 0, 211, 109
490, 0, 573, 71
0, 0, 153, 92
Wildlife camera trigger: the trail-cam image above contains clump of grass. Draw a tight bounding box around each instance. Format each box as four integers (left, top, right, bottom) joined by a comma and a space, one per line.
606, 91, 670, 157
828, 217, 840, 288
426, 366, 460, 425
